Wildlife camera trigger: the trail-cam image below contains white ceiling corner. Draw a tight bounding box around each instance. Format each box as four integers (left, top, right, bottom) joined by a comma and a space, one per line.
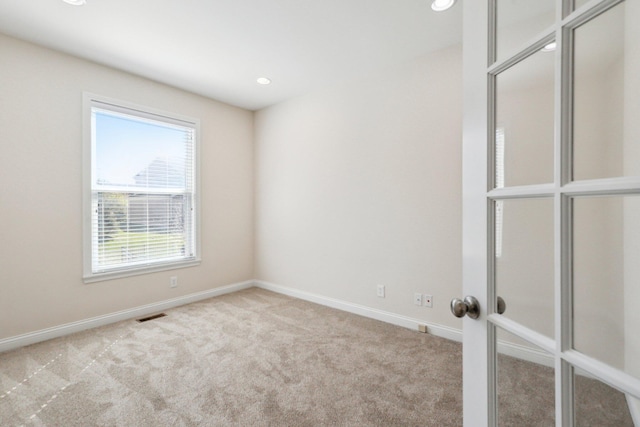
0, 0, 462, 110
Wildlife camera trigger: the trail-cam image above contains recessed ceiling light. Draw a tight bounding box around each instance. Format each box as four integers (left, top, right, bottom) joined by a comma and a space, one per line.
63, 0, 86, 5
256, 77, 271, 85
541, 41, 557, 52
431, 0, 456, 12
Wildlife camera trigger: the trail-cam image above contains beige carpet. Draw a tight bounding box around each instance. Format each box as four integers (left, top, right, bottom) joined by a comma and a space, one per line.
0, 288, 633, 426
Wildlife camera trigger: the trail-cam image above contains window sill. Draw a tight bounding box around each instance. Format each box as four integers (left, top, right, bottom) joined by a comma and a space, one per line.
83, 259, 201, 284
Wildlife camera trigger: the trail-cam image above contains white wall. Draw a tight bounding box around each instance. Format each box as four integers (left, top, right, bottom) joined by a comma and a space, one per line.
0, 34, 254, 339
254, 46, 463, 330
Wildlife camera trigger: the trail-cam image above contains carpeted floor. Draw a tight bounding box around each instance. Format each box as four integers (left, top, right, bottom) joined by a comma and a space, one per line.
0, 288, 634, 426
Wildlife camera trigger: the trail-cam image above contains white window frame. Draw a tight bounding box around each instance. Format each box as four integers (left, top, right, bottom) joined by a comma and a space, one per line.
83, 93, 201, 283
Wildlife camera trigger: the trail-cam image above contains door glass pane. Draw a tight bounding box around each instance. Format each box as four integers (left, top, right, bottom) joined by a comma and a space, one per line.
495, 50, 555, 188
575, 368, 635, 426
573, 196, 640, 382
573, 3, 635, 180
495, 0, 555, 62
574, 0, 592, 12
496, 327, 555, 426
495, 198, 554, 338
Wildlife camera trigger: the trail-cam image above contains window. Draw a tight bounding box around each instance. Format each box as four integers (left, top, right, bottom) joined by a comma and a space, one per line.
83, 94, 200, 282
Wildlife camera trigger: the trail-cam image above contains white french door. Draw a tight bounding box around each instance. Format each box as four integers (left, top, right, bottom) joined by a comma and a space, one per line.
461, 0, 640, 425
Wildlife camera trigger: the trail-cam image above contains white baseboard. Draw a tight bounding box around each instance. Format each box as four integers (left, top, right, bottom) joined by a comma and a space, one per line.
254, 280, 462, 342
255, 280, 560, 370
0, 280, 254, 354
0, 278, 567, 376
497, 340, 554, 368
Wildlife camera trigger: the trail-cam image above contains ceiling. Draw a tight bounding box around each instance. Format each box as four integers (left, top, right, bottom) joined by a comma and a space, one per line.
0, 0, 462, 111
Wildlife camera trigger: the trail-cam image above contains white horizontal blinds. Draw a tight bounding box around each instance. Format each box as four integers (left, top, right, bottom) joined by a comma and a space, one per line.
91, 104, 196, 274
495, 128, 505, 258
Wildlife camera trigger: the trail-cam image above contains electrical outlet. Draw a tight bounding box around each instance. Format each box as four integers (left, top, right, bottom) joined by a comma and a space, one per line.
414, 293, 423, 306
170, 276, 178, 288
424, 294, 433, 308
377, 284, 385, 298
